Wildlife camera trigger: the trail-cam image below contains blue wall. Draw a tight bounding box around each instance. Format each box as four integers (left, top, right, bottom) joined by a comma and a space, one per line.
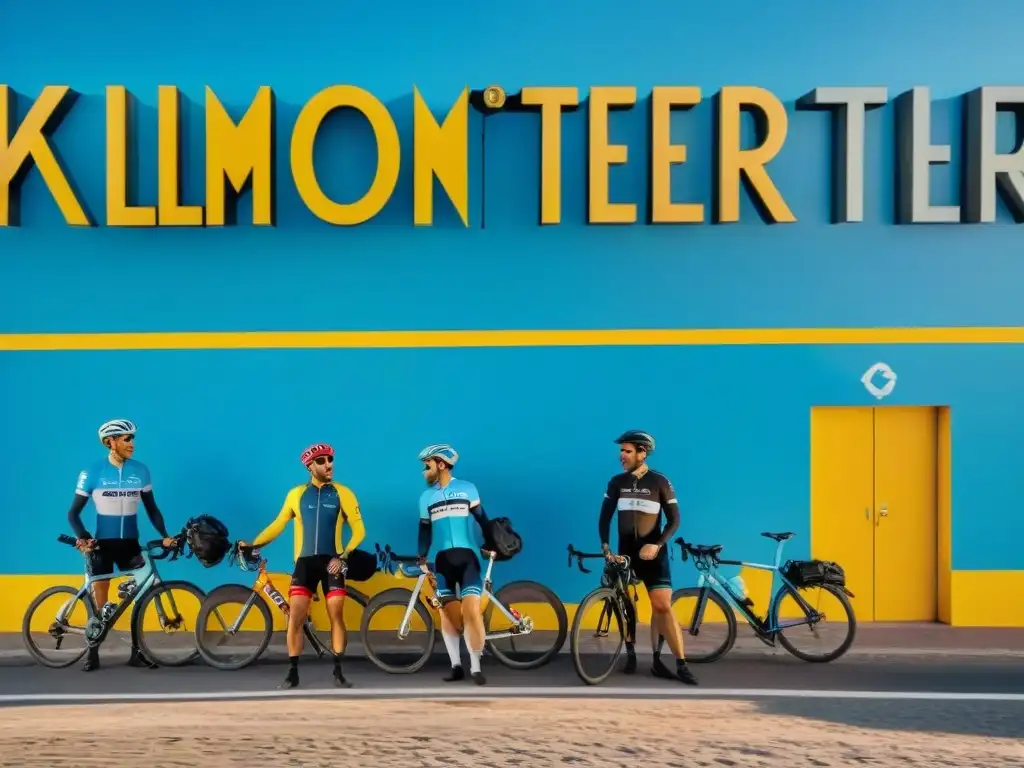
3, 0, 1024, 596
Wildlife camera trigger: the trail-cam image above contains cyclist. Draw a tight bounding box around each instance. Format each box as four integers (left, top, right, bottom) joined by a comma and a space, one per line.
67, 419, 178, 672
598, 429, 698, 686
240, 443, 365, 690
416, 443, 489, 685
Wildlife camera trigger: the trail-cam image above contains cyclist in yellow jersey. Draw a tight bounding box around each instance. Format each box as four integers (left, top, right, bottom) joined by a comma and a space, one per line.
239, 443, 365, 689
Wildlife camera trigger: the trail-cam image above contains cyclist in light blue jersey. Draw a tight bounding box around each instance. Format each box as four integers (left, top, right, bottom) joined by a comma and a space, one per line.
416, 443, 490, 685
66, 419, 178, 672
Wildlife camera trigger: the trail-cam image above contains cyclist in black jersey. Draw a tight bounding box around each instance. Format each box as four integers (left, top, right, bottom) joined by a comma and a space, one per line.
599, 430, 698, 685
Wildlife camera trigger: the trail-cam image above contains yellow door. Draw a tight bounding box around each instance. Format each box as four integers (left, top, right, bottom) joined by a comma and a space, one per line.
810, 407, 876, 621
873, 407, 938, 621
810, 406, 938, 622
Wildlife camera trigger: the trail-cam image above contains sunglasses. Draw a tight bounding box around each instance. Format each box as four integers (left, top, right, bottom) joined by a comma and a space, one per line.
313, 456, 334, 466
118, 435, 135, 443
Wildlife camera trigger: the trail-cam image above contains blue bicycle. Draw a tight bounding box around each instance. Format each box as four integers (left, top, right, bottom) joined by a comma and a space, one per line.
666, 532, 856, 663
21, 531, 206, 668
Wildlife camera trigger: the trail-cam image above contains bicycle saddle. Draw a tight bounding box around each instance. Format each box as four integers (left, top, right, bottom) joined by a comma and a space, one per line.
691, 543, 723, 556
760, 531, 794, 541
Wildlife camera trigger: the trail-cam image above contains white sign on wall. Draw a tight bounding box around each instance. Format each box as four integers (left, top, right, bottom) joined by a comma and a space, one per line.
861, 362, 897, 399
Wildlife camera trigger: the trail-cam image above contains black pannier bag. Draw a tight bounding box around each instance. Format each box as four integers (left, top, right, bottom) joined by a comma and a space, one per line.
343, 548, 378, 582
483, 516, 523, 562
781, 559, 847, 590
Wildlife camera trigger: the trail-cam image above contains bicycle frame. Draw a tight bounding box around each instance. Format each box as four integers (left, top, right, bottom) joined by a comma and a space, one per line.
213, 555, 331, 655
381, 547, 531, 642
676, 536, 829, 639
53, 536, 182, 647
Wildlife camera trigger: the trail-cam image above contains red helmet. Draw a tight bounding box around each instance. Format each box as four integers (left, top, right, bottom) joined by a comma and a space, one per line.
300, 443, 335, 466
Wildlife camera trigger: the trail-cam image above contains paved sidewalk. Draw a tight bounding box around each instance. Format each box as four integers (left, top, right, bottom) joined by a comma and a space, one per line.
6, 622, 1023, 661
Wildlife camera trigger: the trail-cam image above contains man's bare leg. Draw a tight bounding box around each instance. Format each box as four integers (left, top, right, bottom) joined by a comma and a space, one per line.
650, 588, 698, 685
461, 594, 486, 684
325, 593, 351, 687
440, 600, 465, 680
282, 592, 311, 688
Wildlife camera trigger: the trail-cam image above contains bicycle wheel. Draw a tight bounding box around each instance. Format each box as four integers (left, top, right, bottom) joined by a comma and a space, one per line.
670, 586, 737, 663
360, 587, 436, 674
484, 580, 568, 670
773, 582, 857, 663
21, 585, 94, 668
569, 587, 627, 686
133, 580, 206, 667
195, 584, 273, 671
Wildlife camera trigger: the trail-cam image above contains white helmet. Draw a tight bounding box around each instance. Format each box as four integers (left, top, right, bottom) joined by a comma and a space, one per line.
417, 443, 459, 467
98, 419, 137, 445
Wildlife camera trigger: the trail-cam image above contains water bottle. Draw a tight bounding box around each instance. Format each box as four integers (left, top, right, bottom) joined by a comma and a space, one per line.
726, 575, 748, 600
117, 579, 137, 601
100, 601, 118, 622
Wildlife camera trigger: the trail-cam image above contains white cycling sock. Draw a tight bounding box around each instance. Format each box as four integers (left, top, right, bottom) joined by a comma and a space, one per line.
469, 648, 482, 674
441, 630, 462, 668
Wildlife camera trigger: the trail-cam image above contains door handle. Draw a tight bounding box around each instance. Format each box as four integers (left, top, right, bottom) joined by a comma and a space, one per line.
877, 505, 888, 526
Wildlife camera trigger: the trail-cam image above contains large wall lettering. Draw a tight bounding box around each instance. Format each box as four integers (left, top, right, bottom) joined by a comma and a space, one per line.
0, 83, 1021, 227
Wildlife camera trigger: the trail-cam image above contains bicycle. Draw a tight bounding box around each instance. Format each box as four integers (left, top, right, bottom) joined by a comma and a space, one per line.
565, 544, 644, 685
194, 542, 370, 671
360, 542, 567, 674
22, 530, 206, 668
667, 531, 857, 663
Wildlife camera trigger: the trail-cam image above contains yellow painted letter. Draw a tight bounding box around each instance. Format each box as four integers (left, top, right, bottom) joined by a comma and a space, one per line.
0, 85, 90, 226
106, 86, 156, 227
650, 86, 703, 224
291, 85, 400, 226
715, 86, 795, 223
521, 86, 579, 225
206, 86, 275, 226
157, 85, 204, 226
413, 86, 469, 227
588, 86, 637, 224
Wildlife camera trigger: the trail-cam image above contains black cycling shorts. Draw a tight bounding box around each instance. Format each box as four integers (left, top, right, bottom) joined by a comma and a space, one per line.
620, 540, 673, 592
87, 538, 144, 578
434, 547, 483, 603
290, 555, 346, 600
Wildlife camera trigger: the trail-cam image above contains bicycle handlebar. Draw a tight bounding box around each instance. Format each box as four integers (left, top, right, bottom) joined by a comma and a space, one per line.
57, 532, 184, 561
673, 536, 721, 567
566, 544, 630, 574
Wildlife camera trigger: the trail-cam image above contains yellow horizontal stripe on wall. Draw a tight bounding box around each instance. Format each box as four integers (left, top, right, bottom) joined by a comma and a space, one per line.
3, 326, 1024, 352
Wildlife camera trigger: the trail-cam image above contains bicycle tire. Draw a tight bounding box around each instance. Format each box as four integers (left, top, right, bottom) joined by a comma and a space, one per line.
195, 583, 273, 671
569, 586, 626, 686
133, 580, 206, 667
21, 585, 93, 669
773, 582, 857, 663
360, 587, 436, 674
670, 586, 738, 663
484, 579, 568, 670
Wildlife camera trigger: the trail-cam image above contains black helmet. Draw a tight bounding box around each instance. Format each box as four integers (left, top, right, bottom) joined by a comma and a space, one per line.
614, 430, 655, 453
184, 514, 232, 568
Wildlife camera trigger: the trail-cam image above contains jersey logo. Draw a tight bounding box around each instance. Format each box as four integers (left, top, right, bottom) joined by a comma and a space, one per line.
620, 487, 651, 495
101, 490, 140, 498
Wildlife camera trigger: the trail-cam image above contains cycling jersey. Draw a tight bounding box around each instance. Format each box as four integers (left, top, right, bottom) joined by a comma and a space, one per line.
417, 477, 487, 555
74, 458, 153, 540
598, 467, 681, 548
253, 479, 365, 561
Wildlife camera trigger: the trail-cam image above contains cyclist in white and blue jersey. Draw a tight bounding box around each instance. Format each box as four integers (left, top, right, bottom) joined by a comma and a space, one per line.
66, 419, 178, 672
416, 443, 490, 685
